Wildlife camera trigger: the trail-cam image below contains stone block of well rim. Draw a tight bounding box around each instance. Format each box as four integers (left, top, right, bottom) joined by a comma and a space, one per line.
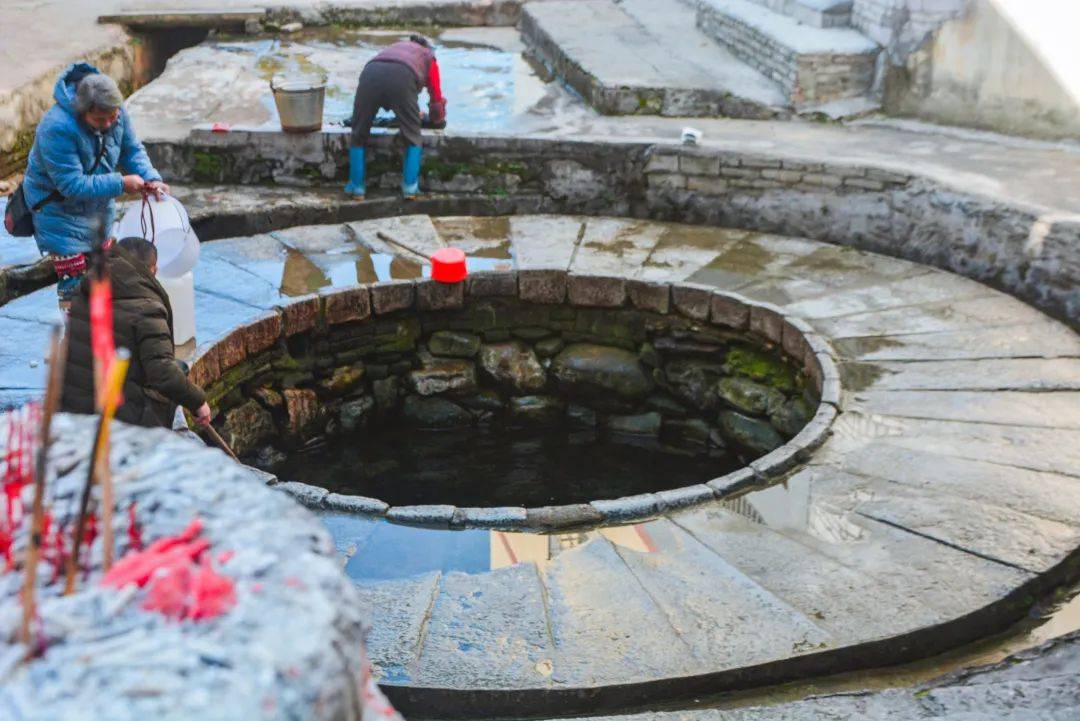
782, 315, 813, 361
706, 467, 758, 498
416, 279, 465, 311
710, 291, 750, 330
792, 404, 837, 460
518, 269, 567, 304
215, 328, 247, 373
656, 484, 715, 511
272, 481, 328, 508
387, 504, 457, 528
671, 284, 712, 320
524, 503, 602, 531
567, 274, 626, 308
451, 506, 528, 529
749, 303, 786, 345
242, 310, 283, 355
817, 352, 842, 407
324, 493, 389, 515
370, 279, 415, 315
626, 279, 670, 314
749, 443, 801, 480
590, 494, 662, 523
467, 270, 517, 297
279, 294, 321, 335
321, 284, 372, 326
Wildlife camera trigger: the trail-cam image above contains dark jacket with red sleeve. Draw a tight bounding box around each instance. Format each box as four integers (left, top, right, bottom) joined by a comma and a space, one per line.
370, 40, 447, 123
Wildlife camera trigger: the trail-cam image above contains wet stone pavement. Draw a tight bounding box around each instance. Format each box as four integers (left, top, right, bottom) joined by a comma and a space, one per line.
1, 212, 1078, 709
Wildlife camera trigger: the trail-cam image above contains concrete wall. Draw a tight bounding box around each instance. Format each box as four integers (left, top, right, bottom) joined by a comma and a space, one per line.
867, 0, 1080, 139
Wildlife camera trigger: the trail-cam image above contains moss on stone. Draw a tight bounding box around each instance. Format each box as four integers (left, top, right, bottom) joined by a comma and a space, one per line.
726, 345, 798, 392
192, 151, 223, 183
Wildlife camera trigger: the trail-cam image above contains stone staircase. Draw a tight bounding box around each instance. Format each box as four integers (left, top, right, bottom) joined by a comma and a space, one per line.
687, 0, 880, 107
521, 0, 880, 116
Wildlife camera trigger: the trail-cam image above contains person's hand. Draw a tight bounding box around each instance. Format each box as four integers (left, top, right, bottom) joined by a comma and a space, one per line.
144, 180, 170, 200
194, 402, 212, 427
122, 174, 146, 195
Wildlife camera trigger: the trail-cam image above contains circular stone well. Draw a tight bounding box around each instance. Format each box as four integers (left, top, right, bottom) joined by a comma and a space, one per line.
194, 266, 839, 530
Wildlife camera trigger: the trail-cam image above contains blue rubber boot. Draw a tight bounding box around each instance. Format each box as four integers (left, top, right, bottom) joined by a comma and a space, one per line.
402, 145, 422, 199
344, 146, 366, 198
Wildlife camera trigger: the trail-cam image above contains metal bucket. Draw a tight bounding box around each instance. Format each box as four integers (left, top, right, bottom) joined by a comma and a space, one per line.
271, 76, 326, 133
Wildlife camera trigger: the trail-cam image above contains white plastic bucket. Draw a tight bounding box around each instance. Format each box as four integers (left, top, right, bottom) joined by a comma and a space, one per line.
113, 195, 200, 278
158, 271, 196, 345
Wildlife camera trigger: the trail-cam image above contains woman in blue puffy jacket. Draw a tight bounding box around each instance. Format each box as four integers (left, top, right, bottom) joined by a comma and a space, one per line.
21, 62, 168, 307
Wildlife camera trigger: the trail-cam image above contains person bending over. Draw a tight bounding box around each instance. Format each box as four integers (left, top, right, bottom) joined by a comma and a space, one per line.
345, 34, 447, 200
61, 238, 210, 429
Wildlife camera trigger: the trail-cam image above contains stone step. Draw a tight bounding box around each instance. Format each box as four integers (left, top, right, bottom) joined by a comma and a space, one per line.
351, 571, 442, 685
413, 563, 556, 689
686, 0, 879, 106
612, 518, 836, 667
542, 536, 701, 685
744, 0, 854, 29
521, 0, 789, 118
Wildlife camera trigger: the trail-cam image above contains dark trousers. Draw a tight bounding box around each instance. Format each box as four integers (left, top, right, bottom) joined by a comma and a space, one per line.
350, 61, 423, 148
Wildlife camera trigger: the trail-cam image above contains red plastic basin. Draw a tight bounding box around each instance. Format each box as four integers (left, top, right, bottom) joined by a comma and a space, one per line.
431, 247, 468, 283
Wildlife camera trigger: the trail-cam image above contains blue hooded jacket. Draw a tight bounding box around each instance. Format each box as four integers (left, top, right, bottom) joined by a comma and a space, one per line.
23, 63, 161, 256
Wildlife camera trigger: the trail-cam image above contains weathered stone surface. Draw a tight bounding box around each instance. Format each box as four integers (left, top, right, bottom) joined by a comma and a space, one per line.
749, 442, 802, 479
284, 388, 324, 440
519, 269, 567, 304
351, 572, 441, 683
253, 386, 283, 409
414, 564, 554, 688
749, 303, 786, 344
370, 279, 415, 314
710, 291, 750, 329
324, 492, 388, 515
671, 284, 712, 320
566, 404, 598, 428
318, 363, 365, 395
242, 310, 283, 355
656, 484, 715, 510
535, 336, 565, 358
525, 503, 603, 530
467, 270, 517, 297
451, 506, 529, 529
321, 284, 371, 325
663, 417, 711, 447
664, 359, 725, 410
645, 394, 691, 417
552, 343, 654, 402
772, 396, 814, 436
627, 279, 670, 314
590, 493, 662, 522
458, 389, 505, 411
407, 357, 478, 396
280, 294, 321, 335
429, 330, 481, 357
339, 396, 375, 432
716, 377, 786, 416
222, 399, 276, 457
272, 480, 329, 507
705, 466, 758, 497
479, 342, 547, 393
608, 411, 662, 436
719, 410, 784, 454
567, 274, 627, 307
372, 377, 399, 414
507, 395, 564, 426
401, 396, 472, 429
386, 504, 457, 528
416, 279, 465, 311
512, 326, 552, 340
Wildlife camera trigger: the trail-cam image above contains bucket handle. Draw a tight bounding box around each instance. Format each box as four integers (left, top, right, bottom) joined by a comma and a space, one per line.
139, 194, 156, 245
270, 73, 328, 91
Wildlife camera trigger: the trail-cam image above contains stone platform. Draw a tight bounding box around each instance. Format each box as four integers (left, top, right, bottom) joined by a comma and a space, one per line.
5, 209, 1075, 715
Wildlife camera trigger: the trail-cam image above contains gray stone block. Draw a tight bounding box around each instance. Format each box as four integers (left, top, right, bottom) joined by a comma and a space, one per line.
749, 442, 802, 479
273, 481, 328, 507
656, 484, 716, 511
416, 279, 465, 311
370, 279, 415, 315
671, 283, 713, 320
706, 466, 759, 497
590, 493, 663, 522
467, 270, 518, 297
792, 403, 837, 460
452, 506, 529, 529
524, 503, 603, 530
567, 274, 627, 307
518, 269, 568, 304
386, 504, 457, 528
627, 279, 670, 314
710, 290, 751, 329
324, 493, 389, 515
750, 302, 786, 344
817, 351, 842, 406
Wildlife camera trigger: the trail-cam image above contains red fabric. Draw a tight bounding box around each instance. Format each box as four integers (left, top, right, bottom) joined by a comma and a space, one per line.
52, 253, 87, 279
427, 58, 444, 104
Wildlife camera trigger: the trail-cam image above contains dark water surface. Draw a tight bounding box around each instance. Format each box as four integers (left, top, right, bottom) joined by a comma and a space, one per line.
282, 426, 739, 507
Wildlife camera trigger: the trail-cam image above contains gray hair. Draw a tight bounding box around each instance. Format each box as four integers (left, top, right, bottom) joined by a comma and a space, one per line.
75, 74, 124, 114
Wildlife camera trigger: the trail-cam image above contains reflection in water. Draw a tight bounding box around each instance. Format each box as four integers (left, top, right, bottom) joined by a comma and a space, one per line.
279, 248, 431, 295
280, 248, 331, 296
723, 470, 865, 544
320, 512, 656, 583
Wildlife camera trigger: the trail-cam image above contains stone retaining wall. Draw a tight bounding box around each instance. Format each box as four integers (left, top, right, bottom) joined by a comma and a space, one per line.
189, 271, 839, 530
143, 129, 1080, 328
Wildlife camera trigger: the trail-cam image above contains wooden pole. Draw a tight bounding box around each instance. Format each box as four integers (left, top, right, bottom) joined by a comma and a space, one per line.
19, 325, 67, 648
198, 423, 239, 462
64, 349, 129, 595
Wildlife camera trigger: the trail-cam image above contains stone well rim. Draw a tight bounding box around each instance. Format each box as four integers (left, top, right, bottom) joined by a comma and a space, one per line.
191, 265, 841, 531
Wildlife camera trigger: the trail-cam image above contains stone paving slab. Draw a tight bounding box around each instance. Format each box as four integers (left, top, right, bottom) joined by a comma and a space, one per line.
508, 215, 584, 269
841, 358, 1080, 393
831, 323, 1080, 361
414, 563, 555, 688
848, 390, 1080, 429
351, 571, 442, 685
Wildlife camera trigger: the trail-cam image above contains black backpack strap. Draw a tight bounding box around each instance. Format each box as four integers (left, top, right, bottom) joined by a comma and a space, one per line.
31, 132, 109, 212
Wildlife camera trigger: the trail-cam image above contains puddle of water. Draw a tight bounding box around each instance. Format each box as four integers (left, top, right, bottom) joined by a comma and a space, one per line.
320, 510, 659, 583
205, 27, 580, 134
282, 425, 737, 508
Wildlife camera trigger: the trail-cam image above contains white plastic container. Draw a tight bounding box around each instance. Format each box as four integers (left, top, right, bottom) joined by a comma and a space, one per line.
113, 195, 200, 278
158, 271, 196, 345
